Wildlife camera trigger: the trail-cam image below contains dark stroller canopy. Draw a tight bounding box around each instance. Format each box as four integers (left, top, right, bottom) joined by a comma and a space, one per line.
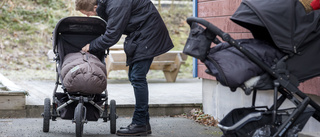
52, 16, 107, 54
52, 16, 107, 70
231, 0, 320, 54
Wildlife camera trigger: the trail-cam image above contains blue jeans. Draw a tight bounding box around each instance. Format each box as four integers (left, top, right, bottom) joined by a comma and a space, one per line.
128, 58, 154, 125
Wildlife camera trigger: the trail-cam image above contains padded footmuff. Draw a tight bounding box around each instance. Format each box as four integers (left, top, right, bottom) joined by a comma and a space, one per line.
204, 39, 284, 90
61, 51, 107, 94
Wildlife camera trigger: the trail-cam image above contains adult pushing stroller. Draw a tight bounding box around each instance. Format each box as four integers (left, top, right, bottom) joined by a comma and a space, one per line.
42, 16, 117, 137
184, 0, 320, 136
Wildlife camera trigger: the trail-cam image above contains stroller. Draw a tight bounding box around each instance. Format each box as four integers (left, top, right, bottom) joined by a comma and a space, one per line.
184, 0, 320, 136
42, 16, 117, 137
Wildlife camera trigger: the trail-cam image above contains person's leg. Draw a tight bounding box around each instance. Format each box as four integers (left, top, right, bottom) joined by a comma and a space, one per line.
129, 58, 153, 125
117, 58, 153, 136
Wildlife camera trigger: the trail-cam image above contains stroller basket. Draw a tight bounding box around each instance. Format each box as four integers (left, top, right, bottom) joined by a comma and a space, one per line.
218, 107, 315, 137
56, 93, 103, 121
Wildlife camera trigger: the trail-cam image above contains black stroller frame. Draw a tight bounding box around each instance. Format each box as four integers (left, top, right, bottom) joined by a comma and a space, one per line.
42, 16, 117, 137
186, 17, 320, 137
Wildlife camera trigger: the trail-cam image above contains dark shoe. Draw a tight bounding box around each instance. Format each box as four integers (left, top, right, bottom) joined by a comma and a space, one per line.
116, 124, 147, 136
120, 123, 152, 134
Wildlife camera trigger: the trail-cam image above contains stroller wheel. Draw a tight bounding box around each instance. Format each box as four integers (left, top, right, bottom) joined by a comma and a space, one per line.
109, 99, 117, 134
43, 98, 51, 132
75, 103, 85, 137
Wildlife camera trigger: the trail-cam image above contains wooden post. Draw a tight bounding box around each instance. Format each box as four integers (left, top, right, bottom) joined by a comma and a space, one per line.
163, 53, 183, 82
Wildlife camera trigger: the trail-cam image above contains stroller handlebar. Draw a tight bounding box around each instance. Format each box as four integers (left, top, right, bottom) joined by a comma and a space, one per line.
187, 17, 231, 42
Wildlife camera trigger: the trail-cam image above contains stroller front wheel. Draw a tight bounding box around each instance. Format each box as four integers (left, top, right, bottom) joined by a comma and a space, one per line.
109, 99, 117, 134
42, 98, 51, 132
75, 103, 85, 137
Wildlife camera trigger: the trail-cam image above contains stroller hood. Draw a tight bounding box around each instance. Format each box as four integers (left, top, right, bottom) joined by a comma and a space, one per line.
231, 0, 320, 54
52, 16, 107, 54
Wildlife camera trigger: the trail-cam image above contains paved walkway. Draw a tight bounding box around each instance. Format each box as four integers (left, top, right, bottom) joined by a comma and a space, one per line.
17, 78, 202, 105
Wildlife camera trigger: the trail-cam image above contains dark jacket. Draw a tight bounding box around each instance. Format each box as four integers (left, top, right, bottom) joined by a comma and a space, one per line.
89, 0, 174, 65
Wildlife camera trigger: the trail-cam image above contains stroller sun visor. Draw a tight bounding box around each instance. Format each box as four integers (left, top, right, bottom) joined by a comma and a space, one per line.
230, 0, 320, 54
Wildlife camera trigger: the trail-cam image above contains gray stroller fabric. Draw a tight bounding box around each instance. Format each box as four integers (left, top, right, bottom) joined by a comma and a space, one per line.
204, 39, 284, 90
61, 52, 107, 94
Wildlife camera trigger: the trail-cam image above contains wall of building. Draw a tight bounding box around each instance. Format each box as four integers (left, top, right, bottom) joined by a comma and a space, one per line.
196, 0, 320, 132
196, 0, 252, 79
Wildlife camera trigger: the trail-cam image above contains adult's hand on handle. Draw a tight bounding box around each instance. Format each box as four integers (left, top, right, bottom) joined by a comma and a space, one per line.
82, 44, 90, 52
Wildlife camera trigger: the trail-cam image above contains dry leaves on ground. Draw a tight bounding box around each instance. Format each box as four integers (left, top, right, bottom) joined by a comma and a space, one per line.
175, 108, 219, 127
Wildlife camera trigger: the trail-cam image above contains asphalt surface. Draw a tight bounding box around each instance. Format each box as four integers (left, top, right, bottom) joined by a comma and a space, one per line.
0, 116, 222, 137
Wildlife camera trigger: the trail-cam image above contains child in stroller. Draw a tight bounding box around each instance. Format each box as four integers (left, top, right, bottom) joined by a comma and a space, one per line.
184, 0, 320, 136
41, 16, 117, 137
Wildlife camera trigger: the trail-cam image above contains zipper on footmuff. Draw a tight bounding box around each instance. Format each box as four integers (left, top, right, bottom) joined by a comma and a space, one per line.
81, 51, 93, 72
